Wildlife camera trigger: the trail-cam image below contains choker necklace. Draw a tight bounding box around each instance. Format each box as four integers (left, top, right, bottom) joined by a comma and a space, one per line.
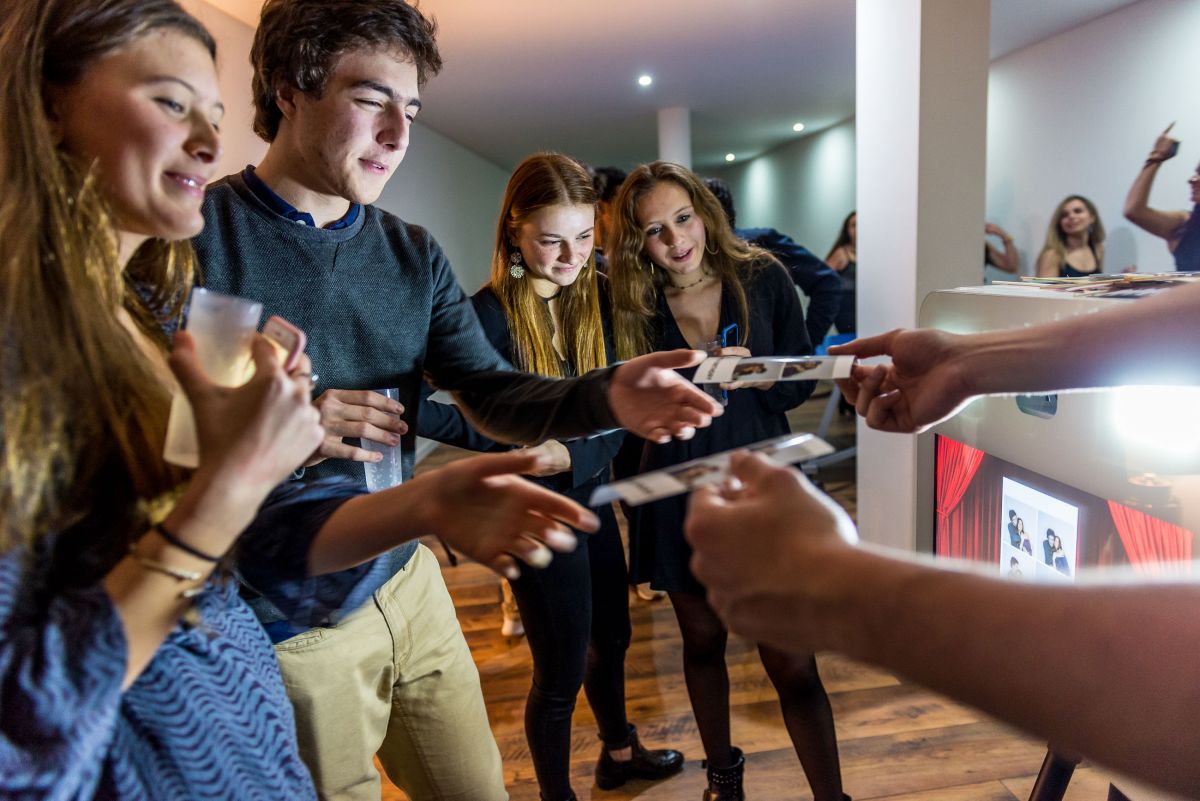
670, 270, 712, 291
539, 289, 562, 302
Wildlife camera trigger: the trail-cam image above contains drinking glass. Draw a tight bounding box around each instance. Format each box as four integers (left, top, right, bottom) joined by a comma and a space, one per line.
363, 387, 404, 492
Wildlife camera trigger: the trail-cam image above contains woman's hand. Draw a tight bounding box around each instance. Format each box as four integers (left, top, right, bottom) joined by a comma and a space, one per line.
169, 331, 324, 537
520, 440, 572, 476
717, 346, 776, 391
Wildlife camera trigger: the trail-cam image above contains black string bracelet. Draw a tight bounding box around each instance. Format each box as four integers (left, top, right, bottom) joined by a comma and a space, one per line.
152, 521, 222, 563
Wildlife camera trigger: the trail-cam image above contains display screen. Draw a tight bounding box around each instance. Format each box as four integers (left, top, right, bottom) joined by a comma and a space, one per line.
934, 435, 1195, 577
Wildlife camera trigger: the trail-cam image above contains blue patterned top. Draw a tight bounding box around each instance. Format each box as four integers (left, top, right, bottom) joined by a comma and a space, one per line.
0, 478, 371, 800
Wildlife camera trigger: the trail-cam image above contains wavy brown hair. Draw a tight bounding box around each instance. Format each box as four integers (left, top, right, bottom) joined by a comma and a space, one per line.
0, 0, 208, 551
607, 161, 773, 360
490, 153, 605, 378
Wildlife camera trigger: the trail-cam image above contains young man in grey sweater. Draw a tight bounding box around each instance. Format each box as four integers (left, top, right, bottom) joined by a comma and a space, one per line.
195, 2, 719, 799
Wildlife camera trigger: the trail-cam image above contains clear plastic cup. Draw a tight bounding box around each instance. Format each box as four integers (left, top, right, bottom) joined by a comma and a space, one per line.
163, 288, 263, 467
363, 387, 403, 492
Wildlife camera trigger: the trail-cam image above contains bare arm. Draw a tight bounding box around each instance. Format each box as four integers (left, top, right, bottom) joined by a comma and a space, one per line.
984, 223, 1019, 274
1035, 248, 1060, 278
830, 280, 1200, 433
1124, 125, 1190, 242
305, 450, 597, 580
826, 246, 850, 271
686, 453, 1200, 797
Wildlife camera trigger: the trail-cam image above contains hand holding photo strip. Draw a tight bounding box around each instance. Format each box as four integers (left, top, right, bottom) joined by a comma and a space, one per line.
692, 354, 853, 385
589, 433, 834, 507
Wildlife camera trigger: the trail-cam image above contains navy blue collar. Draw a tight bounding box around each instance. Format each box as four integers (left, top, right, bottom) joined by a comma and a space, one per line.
242, 165, 361, 230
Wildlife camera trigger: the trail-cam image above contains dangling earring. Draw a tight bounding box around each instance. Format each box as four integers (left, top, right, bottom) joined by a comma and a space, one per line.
705, 239, 718, 255
508, 251, 525, 279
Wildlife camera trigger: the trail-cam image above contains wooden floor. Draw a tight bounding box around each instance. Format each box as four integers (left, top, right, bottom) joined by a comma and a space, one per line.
384, 388, 1130, 801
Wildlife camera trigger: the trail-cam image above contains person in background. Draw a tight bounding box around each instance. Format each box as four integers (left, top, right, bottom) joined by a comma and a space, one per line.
591, 165, 627, 272
1036, 195, 1106, 277
825, 211, 857, 335
194, 2, 721, 799
419, 152, 683, 801
704, 177, 842, 347
609, 161, 849, 801
0, 1, 597, 797
984, 222, 1020, 276
684, 278, 1200, 798
1124, 123, 1200, 272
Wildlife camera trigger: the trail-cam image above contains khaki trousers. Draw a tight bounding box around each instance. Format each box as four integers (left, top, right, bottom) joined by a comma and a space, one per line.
275, 544, 507, 801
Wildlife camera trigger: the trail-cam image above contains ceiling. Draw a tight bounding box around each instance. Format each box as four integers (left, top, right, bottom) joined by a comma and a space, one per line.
205, 0, 1143, 171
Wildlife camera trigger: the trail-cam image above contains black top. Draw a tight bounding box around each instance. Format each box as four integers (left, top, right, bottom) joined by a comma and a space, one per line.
1174, 204, 1200, 272
629, 261, 815, 595
417, 282, 626, 507
1060, 242, 1102, 277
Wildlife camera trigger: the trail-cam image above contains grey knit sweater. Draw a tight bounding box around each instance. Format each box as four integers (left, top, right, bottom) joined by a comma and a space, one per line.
195, 172, 619, 488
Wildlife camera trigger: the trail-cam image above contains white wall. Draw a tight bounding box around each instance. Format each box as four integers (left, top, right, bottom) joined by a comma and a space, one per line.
712, 119, 857, 256
182, 0, 267, 179
187, 1, 508, 291
987, 0, 1200, 277
377, 132, 509, 291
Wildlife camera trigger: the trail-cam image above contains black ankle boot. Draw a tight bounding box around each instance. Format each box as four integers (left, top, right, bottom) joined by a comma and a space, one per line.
594, 723, 684, 790
702, 747, 744, 801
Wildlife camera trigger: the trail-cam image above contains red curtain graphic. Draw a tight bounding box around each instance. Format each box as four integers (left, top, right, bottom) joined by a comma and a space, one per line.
935, 438, 989, 560
1107, 500, 1194, 576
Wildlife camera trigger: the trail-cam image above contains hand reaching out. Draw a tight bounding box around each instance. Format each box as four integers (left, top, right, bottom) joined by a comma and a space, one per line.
685, 452, 858, 652
829, 329, 975, 433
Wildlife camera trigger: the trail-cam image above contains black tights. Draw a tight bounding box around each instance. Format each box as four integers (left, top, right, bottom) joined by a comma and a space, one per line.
669, 591, 844, 801
509, 505, 632, 801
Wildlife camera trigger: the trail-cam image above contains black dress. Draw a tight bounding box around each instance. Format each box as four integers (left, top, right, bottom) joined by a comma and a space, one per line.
629, 261, 815, 596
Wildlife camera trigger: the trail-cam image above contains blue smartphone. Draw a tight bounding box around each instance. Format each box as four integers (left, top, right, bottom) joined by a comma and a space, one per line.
719, 323, 739, 403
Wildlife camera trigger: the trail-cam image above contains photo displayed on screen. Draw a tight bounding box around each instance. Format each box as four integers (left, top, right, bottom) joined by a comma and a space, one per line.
935, 435, 1195, 579
1001, 477, 1078, 582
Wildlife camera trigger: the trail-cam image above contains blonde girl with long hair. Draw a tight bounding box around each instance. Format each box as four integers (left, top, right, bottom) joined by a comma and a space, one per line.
0, 3, 598, 796
1036, 195, 1106, 277
608, 161, 849, 801
418, 153, 684, 801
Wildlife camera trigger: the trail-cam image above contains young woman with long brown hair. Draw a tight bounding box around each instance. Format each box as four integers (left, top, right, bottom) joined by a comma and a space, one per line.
0, 3, 603, 796
608, 161, 849, 801
419, 153, 683, 801
1036, 195, 1106, 277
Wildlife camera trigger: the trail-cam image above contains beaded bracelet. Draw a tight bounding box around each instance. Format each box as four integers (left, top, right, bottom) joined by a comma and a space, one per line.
127, 544, 203, 582
152, 521, 222, 563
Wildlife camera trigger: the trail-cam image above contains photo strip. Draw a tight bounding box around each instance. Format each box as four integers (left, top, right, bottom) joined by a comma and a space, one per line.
589, 433, 834, 507
692, 354, 854, 385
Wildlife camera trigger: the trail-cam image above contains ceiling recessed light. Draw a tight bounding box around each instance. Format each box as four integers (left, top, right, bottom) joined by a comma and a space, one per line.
637, 75, 653, 87
792, 122, 806, 132
725, 153, 736, 162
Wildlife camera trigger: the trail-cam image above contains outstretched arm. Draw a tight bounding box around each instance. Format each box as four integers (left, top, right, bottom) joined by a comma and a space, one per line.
1124, 124, 1190, 242
684, 453, 1200, 797
829, 281, 1200, 433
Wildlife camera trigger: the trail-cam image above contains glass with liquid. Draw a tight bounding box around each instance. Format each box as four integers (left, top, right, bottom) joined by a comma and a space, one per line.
363, 387, 403, 491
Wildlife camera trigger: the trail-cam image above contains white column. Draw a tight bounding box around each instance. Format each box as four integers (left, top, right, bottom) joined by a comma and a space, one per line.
657, 106, 692, 169
855, 0, 990, 550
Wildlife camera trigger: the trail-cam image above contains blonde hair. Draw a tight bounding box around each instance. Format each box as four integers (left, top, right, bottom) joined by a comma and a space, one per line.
0, 0, 210, 550
490, 153, 606, 377
1041, 195, 1105, 270
607, 161, 772, 360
